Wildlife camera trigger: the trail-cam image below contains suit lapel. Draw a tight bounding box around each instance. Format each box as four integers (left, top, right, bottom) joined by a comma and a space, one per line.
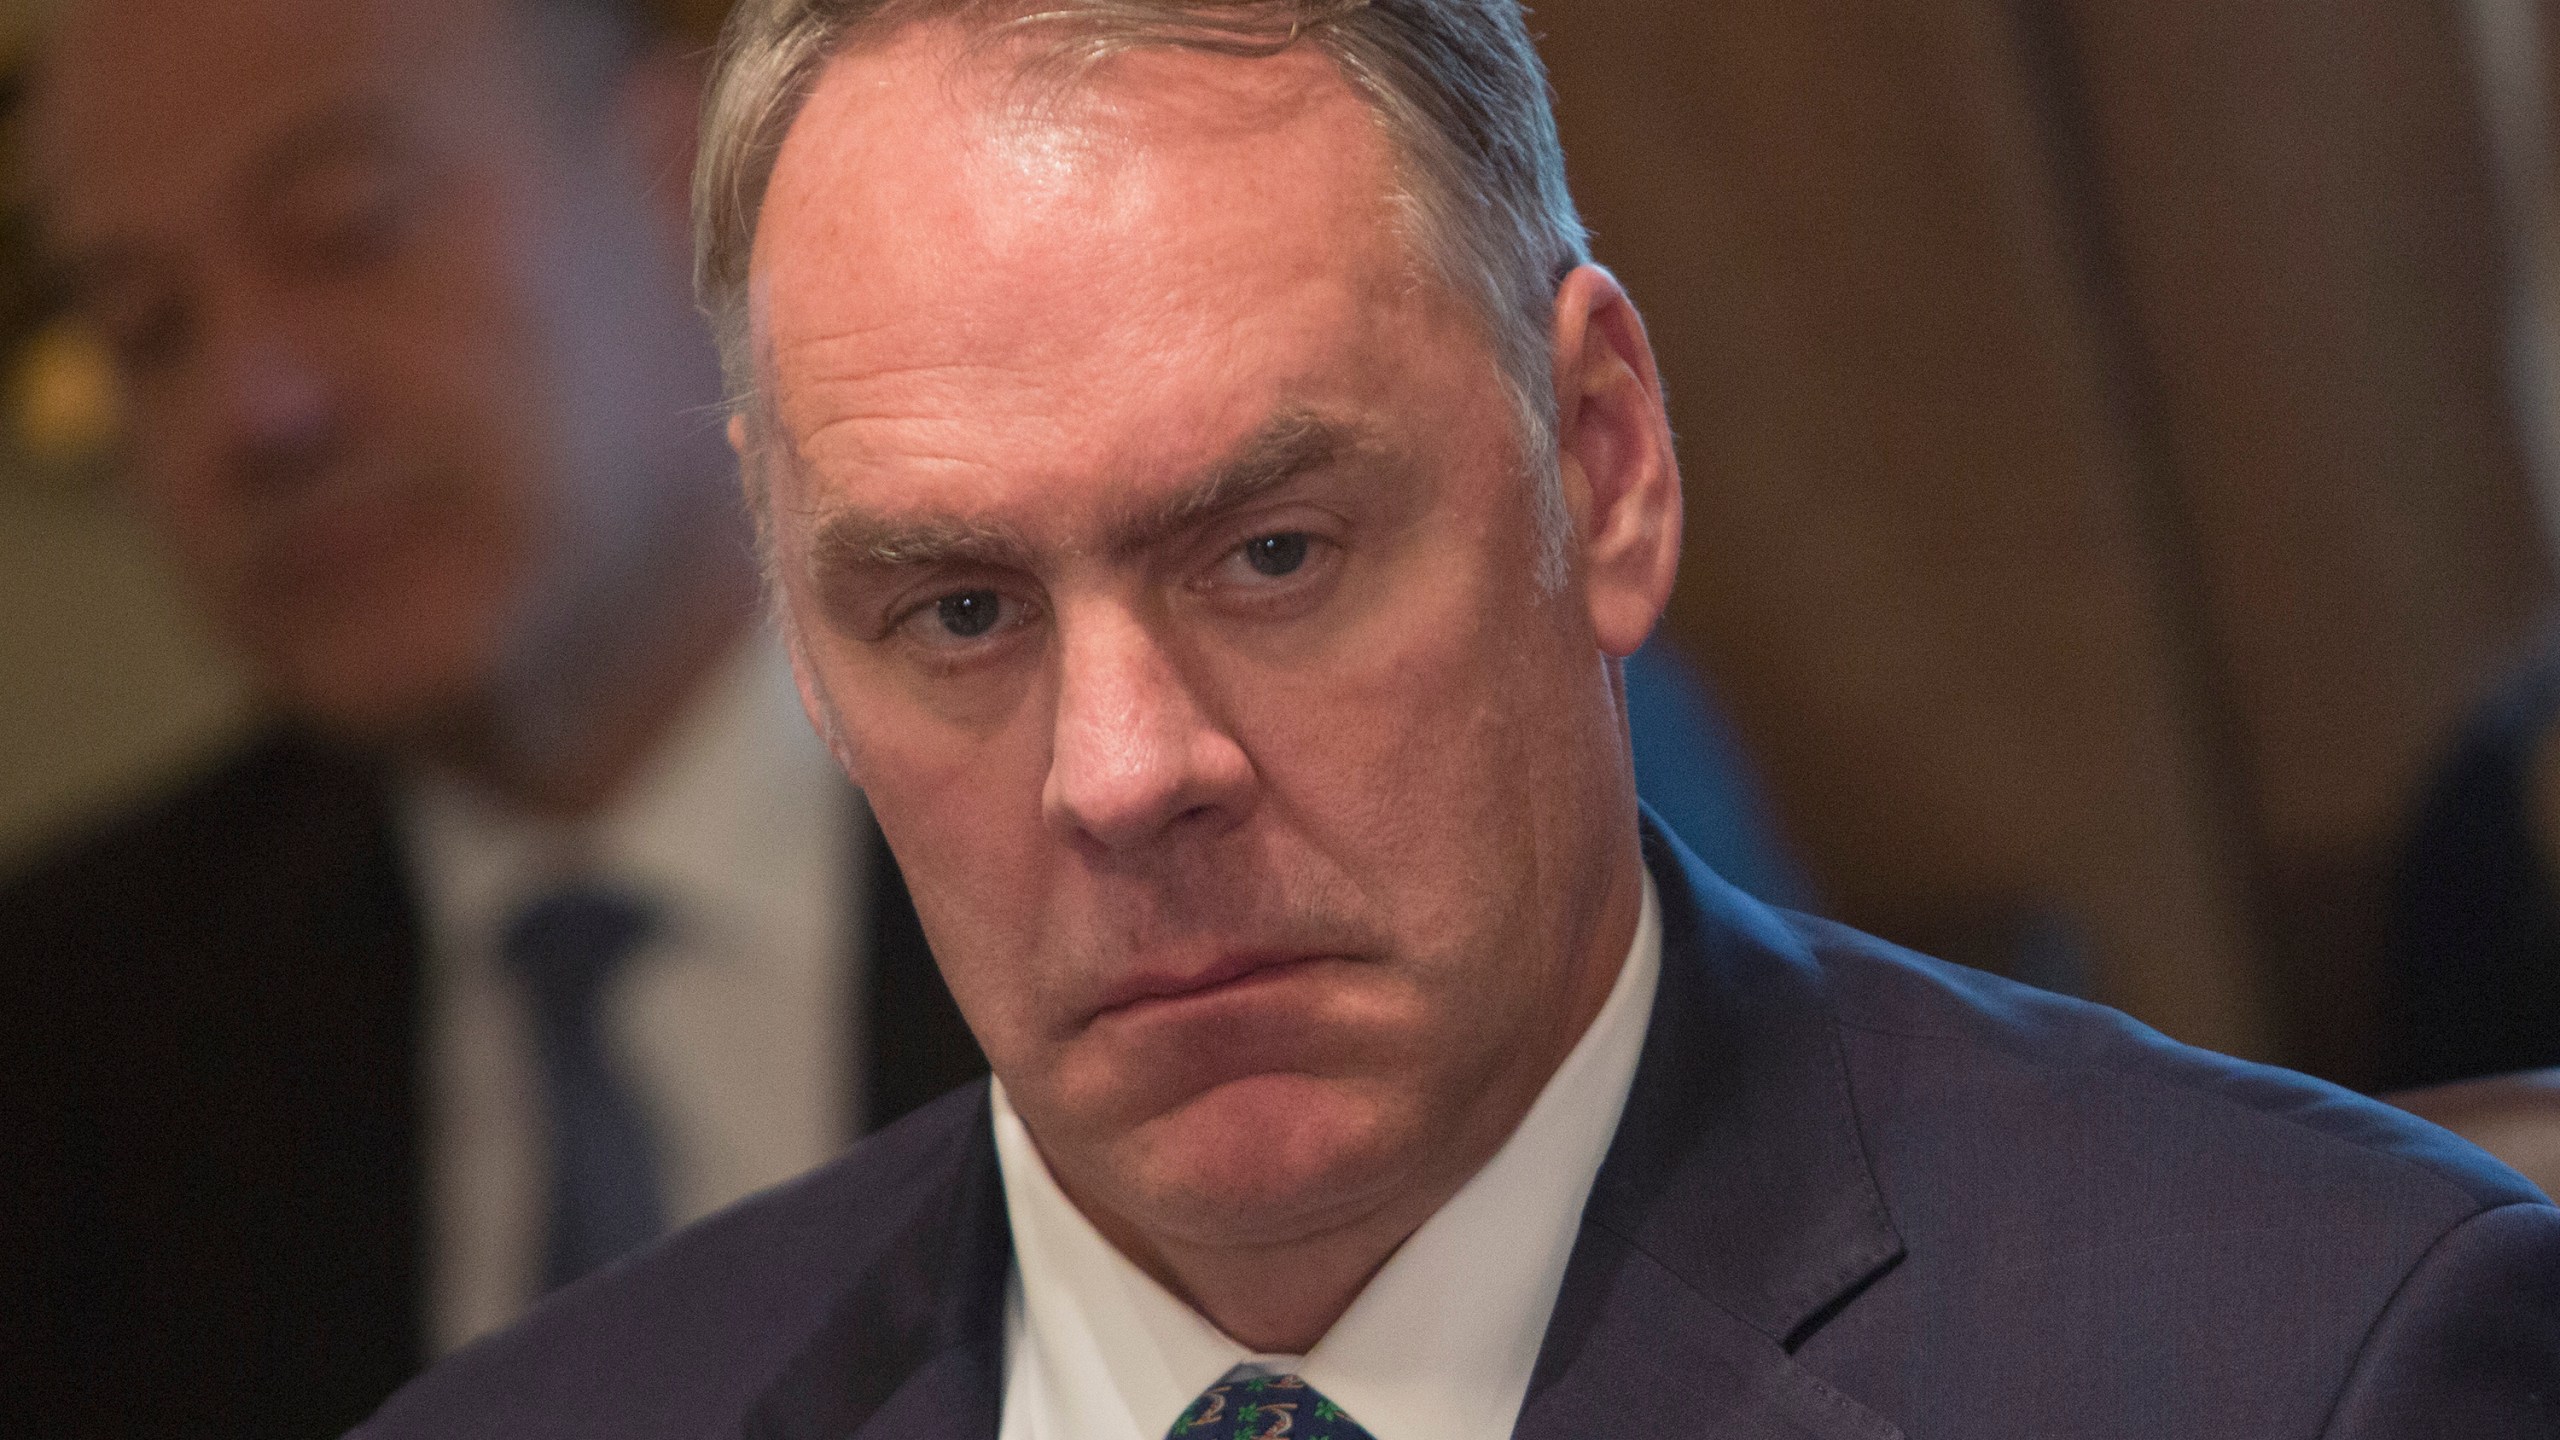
744, 1094, 1013, 1440
1515, 1227, 1897, 1440
1518, 820, 1905, 1440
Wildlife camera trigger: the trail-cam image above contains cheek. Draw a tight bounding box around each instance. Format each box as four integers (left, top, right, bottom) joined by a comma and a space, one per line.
128, 438, 252, 593
818, 648, 1067, 1026
1243, 519, 1600, 979
1246, 537, 1550, 825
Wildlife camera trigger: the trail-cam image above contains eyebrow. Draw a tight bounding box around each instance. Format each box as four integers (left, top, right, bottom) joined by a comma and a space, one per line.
804, 408, 1359, 578
46, 101, 400, 305
1107, 409, 1351, 558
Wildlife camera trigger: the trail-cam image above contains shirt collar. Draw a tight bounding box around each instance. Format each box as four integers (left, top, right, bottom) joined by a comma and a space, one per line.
398, 627, 843, 963
993, 867, 1663, 1440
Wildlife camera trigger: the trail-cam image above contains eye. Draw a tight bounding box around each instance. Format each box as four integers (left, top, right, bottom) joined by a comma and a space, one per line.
935, 589, 1003, 638
258, 138, 427, 279
1202, 528, 1338, 608
1240, 532, 1310, 578
889, 584, 1036, 657
79, 278, 193, 378
274, 172, 409, 275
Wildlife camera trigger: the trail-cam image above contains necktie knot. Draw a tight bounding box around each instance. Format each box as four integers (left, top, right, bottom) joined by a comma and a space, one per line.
1170, 1373, 1377, 1440
502, 882, 658, 1025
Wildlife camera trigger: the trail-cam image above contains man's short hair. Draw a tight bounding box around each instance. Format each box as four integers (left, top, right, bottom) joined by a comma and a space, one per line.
694, 0, 1592, 584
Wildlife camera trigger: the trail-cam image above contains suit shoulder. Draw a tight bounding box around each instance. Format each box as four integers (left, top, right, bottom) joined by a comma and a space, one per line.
0, 728, 381, 937
360, 1083, 999, 1439
1749, 910, 2560, 1434
1785, 909, 2546, 1222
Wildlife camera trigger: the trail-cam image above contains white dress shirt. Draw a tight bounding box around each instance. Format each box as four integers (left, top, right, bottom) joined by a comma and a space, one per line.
994, 869, 1662, 1440
402, 632, 863, 1353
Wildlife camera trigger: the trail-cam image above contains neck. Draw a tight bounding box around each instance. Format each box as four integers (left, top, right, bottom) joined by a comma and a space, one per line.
1123, 1195, 1446, 1355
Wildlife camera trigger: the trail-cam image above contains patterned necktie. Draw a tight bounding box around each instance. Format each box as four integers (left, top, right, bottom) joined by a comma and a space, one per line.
1167, 1373, 1381, 1440
502, 882, 667, 1291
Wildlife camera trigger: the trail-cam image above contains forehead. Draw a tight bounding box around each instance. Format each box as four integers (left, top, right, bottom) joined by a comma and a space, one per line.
31, 0, 513, 242
752, 25, 1433, 491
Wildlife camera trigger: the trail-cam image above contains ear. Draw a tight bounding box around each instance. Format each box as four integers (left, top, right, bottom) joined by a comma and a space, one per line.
608, 41, 711, 246
1551, 265, 1681, 657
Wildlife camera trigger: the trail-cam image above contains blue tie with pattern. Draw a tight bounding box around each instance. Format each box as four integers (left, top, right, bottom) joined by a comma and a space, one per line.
1167, 1373, 1381, 1440
502, 882, 668, 1291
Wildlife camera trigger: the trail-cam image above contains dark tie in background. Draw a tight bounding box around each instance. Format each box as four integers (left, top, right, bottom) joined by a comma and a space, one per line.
495, 830, 982, 1300
502, 883, 669, 1291
1168, 1374, 1381, 1440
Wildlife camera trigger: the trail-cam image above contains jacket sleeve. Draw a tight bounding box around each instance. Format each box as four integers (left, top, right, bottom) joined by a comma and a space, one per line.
2320, 1200, 2560, 1437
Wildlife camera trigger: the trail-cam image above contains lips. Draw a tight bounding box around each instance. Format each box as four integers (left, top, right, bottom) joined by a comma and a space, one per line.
251, 478, 418, 590
1089, 951, 1331, 1021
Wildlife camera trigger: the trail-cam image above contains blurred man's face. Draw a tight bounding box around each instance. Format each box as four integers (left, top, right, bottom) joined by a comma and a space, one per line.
756, 29, 1645, 1259
31, 0, 723, 741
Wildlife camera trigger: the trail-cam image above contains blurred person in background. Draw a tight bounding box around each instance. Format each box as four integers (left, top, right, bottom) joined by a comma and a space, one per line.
0, 0, 991, 1432
2379, 640, 2560, 1090
2370, 641, 2560, 1198
0, 0, 1800, 1432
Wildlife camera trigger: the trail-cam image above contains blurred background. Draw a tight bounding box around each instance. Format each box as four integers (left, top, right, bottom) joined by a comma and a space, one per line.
5, 0, 2558, 1094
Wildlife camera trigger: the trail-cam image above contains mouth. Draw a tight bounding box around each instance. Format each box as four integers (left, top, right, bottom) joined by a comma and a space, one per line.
243, 465, 444, 601
1090, 952, 1335, 1021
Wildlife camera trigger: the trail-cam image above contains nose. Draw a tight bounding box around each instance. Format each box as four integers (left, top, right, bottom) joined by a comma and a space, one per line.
222, 335, 334, 454
200, 287, 341, 489
1041, 604, 1256, 852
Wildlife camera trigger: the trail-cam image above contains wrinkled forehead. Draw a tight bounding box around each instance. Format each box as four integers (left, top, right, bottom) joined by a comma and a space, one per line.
747, 21, 1433, 479
30, 0, 517, 242
742, 19, 1464, 525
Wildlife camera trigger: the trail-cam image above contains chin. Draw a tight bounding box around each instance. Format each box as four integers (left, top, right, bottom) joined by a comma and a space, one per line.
1117, 1072, 1417, 1247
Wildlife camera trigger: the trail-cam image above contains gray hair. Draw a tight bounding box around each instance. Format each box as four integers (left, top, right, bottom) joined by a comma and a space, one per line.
693, 0, 1590, 584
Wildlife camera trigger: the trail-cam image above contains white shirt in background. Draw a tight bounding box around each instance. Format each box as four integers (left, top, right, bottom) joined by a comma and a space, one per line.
993, 870, 1662, 1440
402, 632, 862, 1353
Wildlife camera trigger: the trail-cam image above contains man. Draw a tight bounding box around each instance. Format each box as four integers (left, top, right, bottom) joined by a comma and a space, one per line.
2, 1, 986, 1433
4, 3, 1778, 1432
368, 0, 2553, 1434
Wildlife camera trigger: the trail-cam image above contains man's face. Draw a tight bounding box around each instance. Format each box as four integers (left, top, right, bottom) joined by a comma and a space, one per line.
31, 0, 721, 740
757, 31, 1642, 1251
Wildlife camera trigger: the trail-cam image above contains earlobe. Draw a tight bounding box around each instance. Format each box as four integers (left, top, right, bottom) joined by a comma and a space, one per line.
1551, 265, 1682, 657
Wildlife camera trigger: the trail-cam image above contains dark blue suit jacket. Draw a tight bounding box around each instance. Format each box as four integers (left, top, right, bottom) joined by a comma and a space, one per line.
0, 728, 981, 1438
357, 826, 2560, 1438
